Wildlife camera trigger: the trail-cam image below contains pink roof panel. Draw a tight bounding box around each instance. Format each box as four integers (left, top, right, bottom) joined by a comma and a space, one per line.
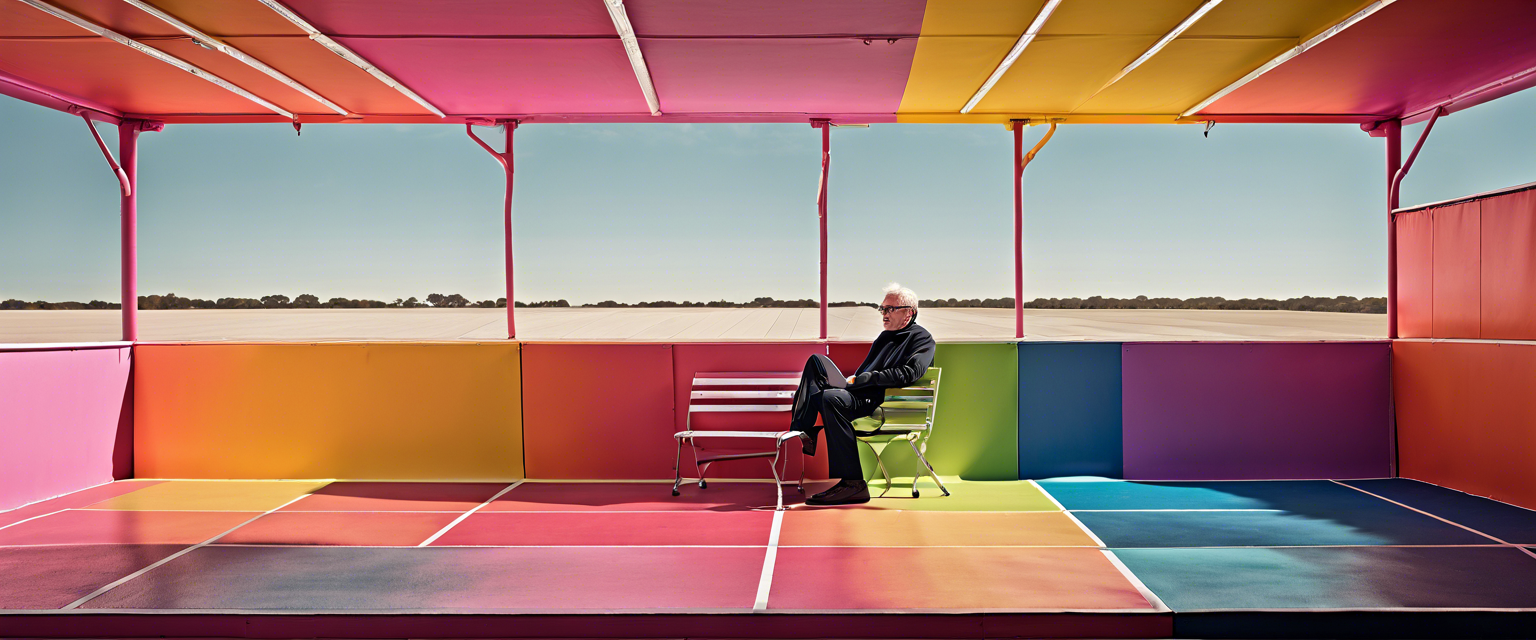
626, 0, 927, 37
280, 0, 615, 36
646, 38, 917, 116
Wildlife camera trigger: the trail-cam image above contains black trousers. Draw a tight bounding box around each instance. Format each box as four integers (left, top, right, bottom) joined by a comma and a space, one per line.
790, 354, 877, 479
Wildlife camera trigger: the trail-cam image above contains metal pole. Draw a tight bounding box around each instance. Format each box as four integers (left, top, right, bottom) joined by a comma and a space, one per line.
1012, 121, 1024, 339
816, 120, 830, 340
119, 123, 140, 342
1384, 119, 1401, 339
503, 123, 516, 339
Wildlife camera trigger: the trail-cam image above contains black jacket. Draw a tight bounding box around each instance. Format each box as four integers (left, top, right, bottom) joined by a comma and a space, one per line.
847, 320, 935, 403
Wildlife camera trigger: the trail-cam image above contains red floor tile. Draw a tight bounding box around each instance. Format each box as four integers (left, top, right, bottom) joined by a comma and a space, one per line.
768, 547, 1154, 611
779, 510, 1098, 547
484, 482, 792, 512
429, 511, 773, 546
84, 546, 764, 611
280, 482, 509, 512
0, 509, 251, 546
215, 512, 461, 546
0, 481, 163, 530
0, 544, 184, 609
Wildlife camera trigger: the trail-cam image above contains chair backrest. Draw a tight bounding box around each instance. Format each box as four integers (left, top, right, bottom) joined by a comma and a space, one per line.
877, 367, 941, 435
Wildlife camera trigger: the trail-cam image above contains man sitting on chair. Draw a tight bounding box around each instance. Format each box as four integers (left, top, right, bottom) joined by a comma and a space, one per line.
791, 283, 935, 505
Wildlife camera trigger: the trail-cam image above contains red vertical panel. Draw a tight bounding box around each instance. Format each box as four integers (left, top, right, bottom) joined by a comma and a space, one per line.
1395, 341, 1536, 511
672, 343, 830, 479
1431, 202, 1481, 338
521, 344, 675, 479
827, 342, 872, 375
1394, 209, 1434, 338
1479, 189, 1536, 340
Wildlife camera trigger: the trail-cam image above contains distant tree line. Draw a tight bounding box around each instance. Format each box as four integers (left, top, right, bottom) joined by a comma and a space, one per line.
2, 294, 1384, 314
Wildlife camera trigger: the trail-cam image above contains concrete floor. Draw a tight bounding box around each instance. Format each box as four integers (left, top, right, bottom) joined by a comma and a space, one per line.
0, 308, 1385, 343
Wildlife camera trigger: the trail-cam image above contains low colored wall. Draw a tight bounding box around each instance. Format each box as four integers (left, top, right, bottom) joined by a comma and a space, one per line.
1394, 337, 1536, 510
1121, 342, 1392, 480
0, 344, 132, 511
134, 343, 523, 480
1018, 342, 1122, 479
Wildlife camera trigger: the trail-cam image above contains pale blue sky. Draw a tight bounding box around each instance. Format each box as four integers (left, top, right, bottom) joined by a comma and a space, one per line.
2, 88, 1533, 305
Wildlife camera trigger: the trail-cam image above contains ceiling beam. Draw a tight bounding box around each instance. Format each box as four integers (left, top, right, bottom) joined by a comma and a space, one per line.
960, 0, 1063, 114
253, 0, 445, 118
603, 0, 661, 116
15, 0, 294, 118
119, 0, 349, 116
1181, 0, 1398, 118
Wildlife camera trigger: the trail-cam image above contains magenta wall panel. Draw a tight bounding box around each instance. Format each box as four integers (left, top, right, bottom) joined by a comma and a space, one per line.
1479, 188, 1536, 340
1432, 202, 1482, 339
1121, 342, 1391, 480
672, 343, 830, 479
0, 345, 132, 512
1395, 208, 1434, 338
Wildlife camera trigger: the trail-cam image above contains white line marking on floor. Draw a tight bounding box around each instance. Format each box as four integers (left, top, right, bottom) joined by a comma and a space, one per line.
752, 508, 785, 612
0, 509, 70, 534
1100, 548, 1170, 613
1063, 510, 1106, 547
417, 480, 522, 547
1332, 480, 1536, 560
62, 492, 316, 610
1027, 479, 1068, 512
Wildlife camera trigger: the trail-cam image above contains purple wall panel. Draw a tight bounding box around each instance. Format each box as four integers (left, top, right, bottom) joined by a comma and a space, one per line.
0, 345, 132, 512
1121, 342, 1391, 480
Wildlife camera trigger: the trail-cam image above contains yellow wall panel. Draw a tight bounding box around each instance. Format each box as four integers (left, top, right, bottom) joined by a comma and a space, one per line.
135, 343, 523, 480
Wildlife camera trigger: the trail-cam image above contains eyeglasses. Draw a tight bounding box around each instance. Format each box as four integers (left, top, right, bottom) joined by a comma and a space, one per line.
877, 305, 913, 315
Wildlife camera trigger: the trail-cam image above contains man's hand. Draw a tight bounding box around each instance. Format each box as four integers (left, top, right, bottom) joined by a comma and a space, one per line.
846, 375, 857, 386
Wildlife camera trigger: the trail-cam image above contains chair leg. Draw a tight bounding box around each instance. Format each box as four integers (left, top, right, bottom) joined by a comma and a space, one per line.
859, 440, 892, 498
908, 438, 950, 497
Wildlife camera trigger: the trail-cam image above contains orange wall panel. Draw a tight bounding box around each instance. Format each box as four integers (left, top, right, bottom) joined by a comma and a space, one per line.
135, 343, 523, 480
520, 344, 675, 479
1479, 188, 1536, 340
1431, 202, 1481, 338
1394, 340, 1536, 510
1395, 209, 1434, 338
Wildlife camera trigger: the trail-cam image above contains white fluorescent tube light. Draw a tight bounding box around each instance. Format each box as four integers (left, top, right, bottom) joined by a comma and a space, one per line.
254, 0, 445, 118
1181, 0, 1397, 117
17, 0, 294, 118
603, 0, 662, 116
961, 0, 1063, 114
1099, 0, 1224, 92
119, 0, 349, 116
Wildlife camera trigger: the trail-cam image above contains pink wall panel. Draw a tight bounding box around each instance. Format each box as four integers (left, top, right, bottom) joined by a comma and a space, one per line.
1395, 209, 1435, 338
0, 346, 132, 512
672, 343, 830, 479
1395, 341, 1536, 511
521, 344, 675, 479
1431, 202, 1481, 338
1479, 188, 1536, 340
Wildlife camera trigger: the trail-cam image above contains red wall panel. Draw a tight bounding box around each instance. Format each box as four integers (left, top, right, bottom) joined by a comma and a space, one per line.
1479, 189, 1536, 340
1431, 202, 1481, 338
1394, 341, 1536, 511
1395, 209, 1435, 338
672, 343, 830, 479
521, 344, 675, 479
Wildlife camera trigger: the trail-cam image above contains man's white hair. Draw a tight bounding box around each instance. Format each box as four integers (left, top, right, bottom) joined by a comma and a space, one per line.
883, 283, 918, 309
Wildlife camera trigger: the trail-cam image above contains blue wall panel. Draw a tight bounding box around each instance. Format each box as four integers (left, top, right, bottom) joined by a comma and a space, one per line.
1018, 342, 1123, 479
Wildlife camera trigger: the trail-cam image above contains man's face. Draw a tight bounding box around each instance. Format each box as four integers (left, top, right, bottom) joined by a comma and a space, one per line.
879, 293, 914, 331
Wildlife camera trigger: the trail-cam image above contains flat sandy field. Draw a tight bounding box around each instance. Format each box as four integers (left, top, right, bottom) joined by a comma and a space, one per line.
1, 308, 1385, 343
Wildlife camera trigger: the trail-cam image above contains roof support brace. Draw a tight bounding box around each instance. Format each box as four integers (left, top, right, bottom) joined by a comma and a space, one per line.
1182, 0, 1397, 117
603, 0, 662, 116
1012, 120, 1057, 339
119, 0, 350, 116
466, 121, 519, 339
961, 0, 1062, 114
812, 119, 831, 339
15, 0, 295, 119
255, 0, 445, 118
81, 115, 131, 197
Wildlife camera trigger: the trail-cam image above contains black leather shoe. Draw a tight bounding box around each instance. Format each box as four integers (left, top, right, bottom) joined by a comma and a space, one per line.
797, 431, 816, 456
806, 481, 870, 506
809, 479, 848, 500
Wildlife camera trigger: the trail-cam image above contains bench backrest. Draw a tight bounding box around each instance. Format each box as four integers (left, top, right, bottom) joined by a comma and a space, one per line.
688, 371, 799, 415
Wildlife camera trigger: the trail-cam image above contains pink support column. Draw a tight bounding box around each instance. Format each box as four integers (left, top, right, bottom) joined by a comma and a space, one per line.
1012, 122, 1024, 339
1384, 120, 1402, 339
813, 120, 830, 340
120, 123, 139, 342
466, 120, 519, 339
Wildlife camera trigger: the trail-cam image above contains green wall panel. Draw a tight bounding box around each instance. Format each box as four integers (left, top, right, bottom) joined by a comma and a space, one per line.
863, 342, 1019, 482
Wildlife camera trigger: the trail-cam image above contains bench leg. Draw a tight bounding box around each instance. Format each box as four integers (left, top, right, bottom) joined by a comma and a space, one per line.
769, 443, 785, 511
908, 438, 950, 497
672, 437, 685, 496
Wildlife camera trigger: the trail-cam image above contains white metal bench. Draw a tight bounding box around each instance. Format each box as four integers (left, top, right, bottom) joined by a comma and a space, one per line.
673, 371, 805, 510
